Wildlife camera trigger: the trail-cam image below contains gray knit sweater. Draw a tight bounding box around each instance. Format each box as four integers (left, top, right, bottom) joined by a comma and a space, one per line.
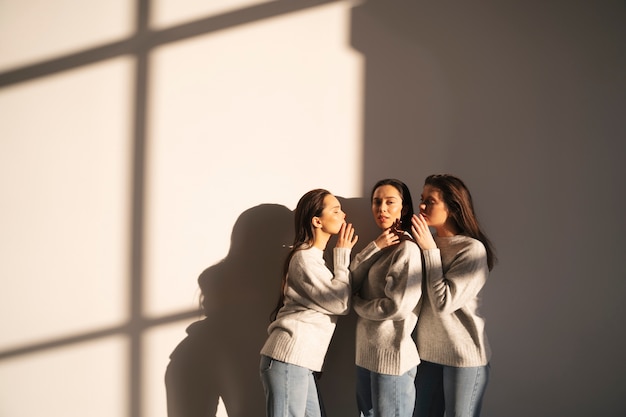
417, 235, 491, 367
260, 246, 352, 372
351, 239, 423, 375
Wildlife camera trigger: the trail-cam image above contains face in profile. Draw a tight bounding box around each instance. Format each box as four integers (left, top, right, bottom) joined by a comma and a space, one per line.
371, 185, 404, 230
315, 194, 346, 235
419, 185, 450, 229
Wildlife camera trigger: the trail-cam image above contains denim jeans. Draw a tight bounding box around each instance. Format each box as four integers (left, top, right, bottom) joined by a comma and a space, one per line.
413, 361, 490, 417
356, 365, 417, 417
260, 355, 322, 417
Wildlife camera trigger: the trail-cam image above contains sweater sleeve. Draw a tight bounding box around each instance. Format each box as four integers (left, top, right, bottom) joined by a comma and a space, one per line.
353, 241, 422, 321
285, 248, 352, 316
349, 241, 382, 292
422, 239, 488, 314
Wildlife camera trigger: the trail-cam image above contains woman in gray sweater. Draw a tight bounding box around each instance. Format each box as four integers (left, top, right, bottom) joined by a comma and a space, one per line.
260, 188, 358, 417
351, 178, 423, 417
410, 174, 497, 417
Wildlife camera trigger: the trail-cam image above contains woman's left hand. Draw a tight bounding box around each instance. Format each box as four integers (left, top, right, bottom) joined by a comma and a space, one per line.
411, 214, 437, 250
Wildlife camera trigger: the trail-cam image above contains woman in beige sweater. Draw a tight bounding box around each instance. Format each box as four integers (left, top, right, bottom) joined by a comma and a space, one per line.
411, 174, 497, 417
351, 178, 423, 417
260, 188, 358, 417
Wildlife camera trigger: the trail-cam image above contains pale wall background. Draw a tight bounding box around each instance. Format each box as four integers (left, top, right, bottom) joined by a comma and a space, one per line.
0, 1, 624, 417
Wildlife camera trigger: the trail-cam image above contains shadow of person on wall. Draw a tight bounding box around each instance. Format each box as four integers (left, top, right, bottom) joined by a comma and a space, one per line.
165, 203, 293, 417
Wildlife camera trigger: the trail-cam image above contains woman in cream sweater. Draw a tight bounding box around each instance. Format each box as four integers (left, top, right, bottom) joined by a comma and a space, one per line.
351, 178, 423, 417
411, 174, 497, 417
260, 188, 358, 417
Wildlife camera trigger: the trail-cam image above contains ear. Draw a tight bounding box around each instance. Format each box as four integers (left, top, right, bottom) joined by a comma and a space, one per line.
311, 216, 322, 228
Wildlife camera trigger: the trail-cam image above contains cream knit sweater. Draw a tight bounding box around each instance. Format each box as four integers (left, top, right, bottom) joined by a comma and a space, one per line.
417, 235, 491, 367
260, 246, 352, 372
351, 239, 423, 375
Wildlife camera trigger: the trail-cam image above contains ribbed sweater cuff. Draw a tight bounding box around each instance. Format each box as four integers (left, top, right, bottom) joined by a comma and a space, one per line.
334, 247, 351, 269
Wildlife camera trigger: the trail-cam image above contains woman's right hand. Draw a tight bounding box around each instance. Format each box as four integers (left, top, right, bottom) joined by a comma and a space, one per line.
336, 222, 358, 249
374, 228, 400, 249
411, 214, 437, 250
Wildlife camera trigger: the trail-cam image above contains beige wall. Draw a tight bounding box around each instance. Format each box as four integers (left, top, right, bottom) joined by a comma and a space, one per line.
1, 1, 624, 416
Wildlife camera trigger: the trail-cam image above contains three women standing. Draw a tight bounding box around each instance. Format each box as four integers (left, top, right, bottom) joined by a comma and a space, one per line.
259, 174, 496, 417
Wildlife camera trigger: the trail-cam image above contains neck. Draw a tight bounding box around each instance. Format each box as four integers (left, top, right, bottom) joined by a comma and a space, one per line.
435, 222, 459, 237
312, 231, 330, 250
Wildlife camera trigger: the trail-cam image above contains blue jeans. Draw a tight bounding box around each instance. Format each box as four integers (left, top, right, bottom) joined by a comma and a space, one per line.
260, 355, 322, 417
356, 365, 417, 417
413, 361, 490, 417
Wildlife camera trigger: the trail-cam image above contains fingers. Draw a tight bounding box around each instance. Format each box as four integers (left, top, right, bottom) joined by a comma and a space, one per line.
411, 214, 427, 235
337, 222, 358, 248
410, 214, 437, 250
375, 228, 400, 249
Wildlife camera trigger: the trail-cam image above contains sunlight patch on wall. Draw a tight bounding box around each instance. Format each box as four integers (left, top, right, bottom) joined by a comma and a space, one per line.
0, 335, 128, 417
0, 0, 134, 72
143, 1, 364, 318
0, 57, 133, 348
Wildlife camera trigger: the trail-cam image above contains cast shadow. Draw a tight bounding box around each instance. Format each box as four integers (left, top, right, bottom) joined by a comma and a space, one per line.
165, 203, 293, 417
164, 196, 375, 417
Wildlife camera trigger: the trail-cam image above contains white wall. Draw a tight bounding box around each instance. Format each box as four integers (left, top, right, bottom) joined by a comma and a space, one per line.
1, 1, 625, 417
0, 1, 362, 416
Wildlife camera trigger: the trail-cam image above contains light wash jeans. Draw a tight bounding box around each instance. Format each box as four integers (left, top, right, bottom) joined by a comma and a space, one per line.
356, 365, 417, 417
413, 361, 490, 417
260, 355, 322, 417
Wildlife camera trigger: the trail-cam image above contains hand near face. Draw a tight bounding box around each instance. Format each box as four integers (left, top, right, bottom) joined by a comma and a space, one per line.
411, 214, 437, 250
374, 227, 400, 250
336, 222, 359, 249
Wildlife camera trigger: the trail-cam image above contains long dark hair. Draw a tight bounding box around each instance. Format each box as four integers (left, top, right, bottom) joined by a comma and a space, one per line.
270, 188, 331, 322
424, 174, 497, 270
371, 178, 415, 233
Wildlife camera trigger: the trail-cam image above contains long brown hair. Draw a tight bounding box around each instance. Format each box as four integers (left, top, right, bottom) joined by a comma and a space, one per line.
270, 189, 331, 322
424, 174, 497, 270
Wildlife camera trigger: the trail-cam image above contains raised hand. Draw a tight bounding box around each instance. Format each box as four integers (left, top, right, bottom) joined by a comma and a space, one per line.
411, 214, 437, 250
336, 222, 359, 249
374, 226, 401, 249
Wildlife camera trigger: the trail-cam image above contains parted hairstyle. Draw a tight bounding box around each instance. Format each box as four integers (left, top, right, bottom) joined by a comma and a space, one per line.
270, 188, 331, 322
424, 174, 497, 270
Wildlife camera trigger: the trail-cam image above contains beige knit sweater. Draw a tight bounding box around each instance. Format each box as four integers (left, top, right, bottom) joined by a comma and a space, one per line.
416, 235, 491, 367
260, 246, 352, 372
351, 239, 423, 375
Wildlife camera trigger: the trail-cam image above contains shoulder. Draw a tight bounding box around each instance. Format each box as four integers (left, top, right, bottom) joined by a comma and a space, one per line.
393, 239, 421, 257
460, 236, 486, 255
290, 247, 323, 265
436, 235, 486, 256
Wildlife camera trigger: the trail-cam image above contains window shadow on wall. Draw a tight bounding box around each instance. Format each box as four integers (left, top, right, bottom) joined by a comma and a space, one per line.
0, 2, 347, 417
